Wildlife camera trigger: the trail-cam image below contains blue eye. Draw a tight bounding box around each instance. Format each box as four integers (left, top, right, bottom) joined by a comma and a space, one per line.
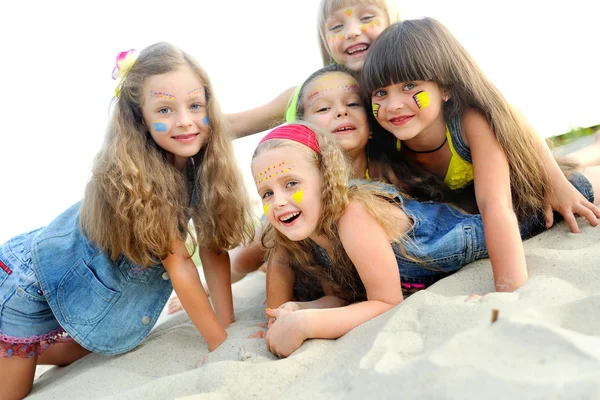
190, 103, 204, 110
285, 181, 298, 189
158, 108, 171, 114
372, 89, 387, 97
261, 190, 273, 199
403, 83, 416, 91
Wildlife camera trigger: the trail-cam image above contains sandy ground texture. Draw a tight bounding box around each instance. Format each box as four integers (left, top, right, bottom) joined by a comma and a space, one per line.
28, 216, 600, 400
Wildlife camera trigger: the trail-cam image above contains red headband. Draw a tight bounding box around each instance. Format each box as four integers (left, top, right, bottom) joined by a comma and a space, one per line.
259, 124, 320, 154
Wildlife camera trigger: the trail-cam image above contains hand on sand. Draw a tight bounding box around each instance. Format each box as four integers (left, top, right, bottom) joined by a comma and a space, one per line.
264, 308, 309, 358
543, 174, 600, 232
248, 303, 301, 339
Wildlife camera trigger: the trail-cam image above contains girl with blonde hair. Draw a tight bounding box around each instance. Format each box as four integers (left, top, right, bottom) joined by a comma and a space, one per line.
0, 42, 253, 399
361, 18, 600, 293
226, 0, 400, 137
252, 122, 490, 357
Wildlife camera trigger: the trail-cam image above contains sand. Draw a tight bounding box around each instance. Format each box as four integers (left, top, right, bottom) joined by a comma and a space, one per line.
28, 218, 600, 399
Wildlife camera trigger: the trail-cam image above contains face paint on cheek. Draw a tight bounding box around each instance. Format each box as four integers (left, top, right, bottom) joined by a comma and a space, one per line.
361, 18, 381, 33
263, 204, 270, 217
291, 187, 305, 204
372, 103, 380, 118
328, 33, 344, 44
413, 91, 430, 109
202, 115, 209, 126
152, 122, 168, 132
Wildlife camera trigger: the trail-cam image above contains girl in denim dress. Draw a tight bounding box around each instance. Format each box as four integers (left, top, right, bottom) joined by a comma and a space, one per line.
361, 18, 600, 293
0, 43, 254, 399
250, 122, 488, 358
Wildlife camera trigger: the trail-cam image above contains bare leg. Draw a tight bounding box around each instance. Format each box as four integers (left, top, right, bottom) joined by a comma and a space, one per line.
37, 341, 90, 365
0, 355, 37, 400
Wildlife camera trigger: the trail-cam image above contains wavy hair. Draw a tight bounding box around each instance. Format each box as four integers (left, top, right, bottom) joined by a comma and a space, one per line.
361, 18, 549, 219
81, 42, 254, 266
254, 122, 414, 302
317, 0, 401, 67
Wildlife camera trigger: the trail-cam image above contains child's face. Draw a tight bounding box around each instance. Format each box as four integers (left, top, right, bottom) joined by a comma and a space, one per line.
252, 146, 322, 242
370, 81, 447, 141
324, 4, 388, 72
302, 72, 369, 157
141, 65, 210, 171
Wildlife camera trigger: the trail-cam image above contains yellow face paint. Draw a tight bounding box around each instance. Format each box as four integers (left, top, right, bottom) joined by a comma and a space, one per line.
254, 162, 293, 185
413, 91, 430, 109
291, 187, 305, 204
263, 204, 270, 217
372, 103, 380, 118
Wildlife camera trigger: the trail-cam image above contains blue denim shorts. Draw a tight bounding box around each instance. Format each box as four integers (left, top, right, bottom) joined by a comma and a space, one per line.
520, 172, 595, 238
0, 229, 71, 358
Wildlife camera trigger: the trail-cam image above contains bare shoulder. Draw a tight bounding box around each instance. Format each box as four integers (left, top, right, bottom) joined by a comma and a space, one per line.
461, 107, 494, 146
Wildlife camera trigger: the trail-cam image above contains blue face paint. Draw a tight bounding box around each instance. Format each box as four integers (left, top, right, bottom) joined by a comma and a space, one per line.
202, 115, 209, 126
152, 122, 168, 132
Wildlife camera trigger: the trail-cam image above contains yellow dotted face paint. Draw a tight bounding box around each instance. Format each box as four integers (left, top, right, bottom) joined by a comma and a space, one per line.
291, 187, 305, 204
150, 90, 175, 101
413, 91, 430, 109
263, 204, 270, 217
254, 162, 293, 185
372, 103, 380, 118
187, 87, 203, 97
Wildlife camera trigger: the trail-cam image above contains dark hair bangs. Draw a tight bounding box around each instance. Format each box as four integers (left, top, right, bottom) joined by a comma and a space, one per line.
361, 24, 435, 96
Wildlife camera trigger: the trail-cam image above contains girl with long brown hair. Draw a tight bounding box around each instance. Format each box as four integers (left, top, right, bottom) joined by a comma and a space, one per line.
361, 18, 600, 293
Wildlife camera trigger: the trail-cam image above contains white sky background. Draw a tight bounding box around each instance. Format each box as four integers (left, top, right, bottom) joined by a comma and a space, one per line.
1, 0, 599, 242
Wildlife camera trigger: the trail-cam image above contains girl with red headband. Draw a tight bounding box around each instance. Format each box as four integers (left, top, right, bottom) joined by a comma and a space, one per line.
253, 122, 489, 357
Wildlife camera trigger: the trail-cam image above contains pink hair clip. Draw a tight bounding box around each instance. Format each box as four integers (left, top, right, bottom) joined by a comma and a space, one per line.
112, 49, 138, 96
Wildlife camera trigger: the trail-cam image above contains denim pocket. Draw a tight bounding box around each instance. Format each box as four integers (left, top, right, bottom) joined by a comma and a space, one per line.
116, 259, 161, 284
57, 259, 119, 325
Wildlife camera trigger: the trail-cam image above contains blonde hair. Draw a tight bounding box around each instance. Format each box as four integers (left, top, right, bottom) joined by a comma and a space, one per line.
81, 42, 254, 266
361, 18, 549, 219
253, 121, 412, 302
317, 0, 401, 67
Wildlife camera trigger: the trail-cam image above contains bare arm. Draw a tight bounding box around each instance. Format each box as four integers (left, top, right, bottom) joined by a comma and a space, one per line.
163, 240, 227, 351
265, 246, 295, 309
226, 86, 297, 139
463, 109, 527, 292
199, 246, 234, 328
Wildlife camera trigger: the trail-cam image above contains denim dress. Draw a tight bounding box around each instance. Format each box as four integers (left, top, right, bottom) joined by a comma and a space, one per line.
0, 203, 174, 358
309, 180, 489, 288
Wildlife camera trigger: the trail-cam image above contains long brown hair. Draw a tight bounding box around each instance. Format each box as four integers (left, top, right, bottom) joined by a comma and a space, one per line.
254, 122, 412, 302
81, 42, 254, 266
361, 18, 549, 219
